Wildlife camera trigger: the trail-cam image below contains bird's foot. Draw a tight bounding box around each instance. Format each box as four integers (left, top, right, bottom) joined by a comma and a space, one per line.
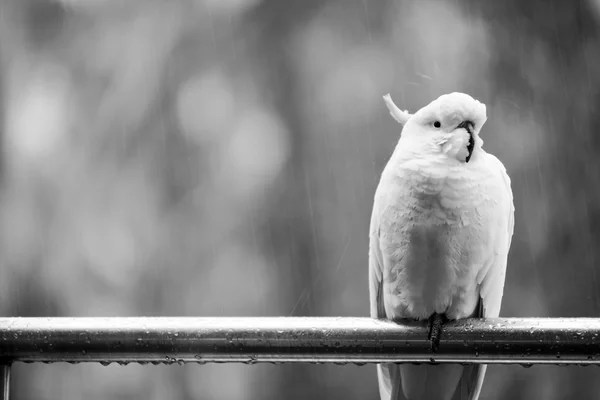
427, 313, 447, 353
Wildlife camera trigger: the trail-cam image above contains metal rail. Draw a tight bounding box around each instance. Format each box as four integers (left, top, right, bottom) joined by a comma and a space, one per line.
1, 317, 600, 365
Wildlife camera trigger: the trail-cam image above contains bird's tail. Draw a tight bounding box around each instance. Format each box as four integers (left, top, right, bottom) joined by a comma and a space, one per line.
377, 364, 405, 400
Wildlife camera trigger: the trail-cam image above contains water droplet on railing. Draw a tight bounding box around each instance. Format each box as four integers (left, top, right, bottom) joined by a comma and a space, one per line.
244, 355, 258, 365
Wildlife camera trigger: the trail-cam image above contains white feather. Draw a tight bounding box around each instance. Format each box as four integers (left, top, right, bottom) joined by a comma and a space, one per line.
369, 93, 514, 400
383, 94, 412, 126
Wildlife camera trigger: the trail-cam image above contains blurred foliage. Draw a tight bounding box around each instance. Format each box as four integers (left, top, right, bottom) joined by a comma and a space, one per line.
1, 0, 600, 399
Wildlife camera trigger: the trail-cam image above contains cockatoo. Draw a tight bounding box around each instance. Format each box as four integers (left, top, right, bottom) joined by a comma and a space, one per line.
369, 93, 514, 400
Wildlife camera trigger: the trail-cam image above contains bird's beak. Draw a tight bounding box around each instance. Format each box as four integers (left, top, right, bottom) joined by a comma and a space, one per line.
456, 121, 475, 163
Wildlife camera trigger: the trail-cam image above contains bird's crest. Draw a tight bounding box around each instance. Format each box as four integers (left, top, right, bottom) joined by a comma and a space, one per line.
383, 94, 412, 125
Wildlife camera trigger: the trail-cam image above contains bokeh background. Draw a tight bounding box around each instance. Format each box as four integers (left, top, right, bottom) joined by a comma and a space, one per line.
1, 0, 600, 399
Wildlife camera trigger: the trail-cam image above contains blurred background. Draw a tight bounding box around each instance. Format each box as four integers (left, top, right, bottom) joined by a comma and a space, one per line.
1, 0, 600, 398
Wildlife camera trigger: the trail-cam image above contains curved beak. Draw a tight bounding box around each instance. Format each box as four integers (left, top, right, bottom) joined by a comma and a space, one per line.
456, 121, 475, 163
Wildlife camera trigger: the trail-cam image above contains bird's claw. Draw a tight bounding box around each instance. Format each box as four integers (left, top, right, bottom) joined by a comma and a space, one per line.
428, 313, 445, 353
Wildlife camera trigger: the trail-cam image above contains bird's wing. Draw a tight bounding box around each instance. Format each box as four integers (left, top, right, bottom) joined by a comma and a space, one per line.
478, 154, 515, 318
369, 204, 406, 400
369, 211, 387, 320
455, 154, 515, 400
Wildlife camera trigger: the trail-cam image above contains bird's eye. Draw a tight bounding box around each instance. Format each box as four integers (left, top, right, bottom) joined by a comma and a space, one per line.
433, 121, 441, 128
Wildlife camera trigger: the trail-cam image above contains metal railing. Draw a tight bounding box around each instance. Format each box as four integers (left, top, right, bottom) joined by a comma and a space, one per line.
1, 317, 600, 399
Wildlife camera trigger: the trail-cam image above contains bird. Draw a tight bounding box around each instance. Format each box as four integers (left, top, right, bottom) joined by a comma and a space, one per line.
369, 92, 514, 400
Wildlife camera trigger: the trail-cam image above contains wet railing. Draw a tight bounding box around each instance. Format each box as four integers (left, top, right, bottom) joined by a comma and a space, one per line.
1, 317, 600, 399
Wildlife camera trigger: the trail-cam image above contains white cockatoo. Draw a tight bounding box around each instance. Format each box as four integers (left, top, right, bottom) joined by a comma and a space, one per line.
369, 93, 514, 400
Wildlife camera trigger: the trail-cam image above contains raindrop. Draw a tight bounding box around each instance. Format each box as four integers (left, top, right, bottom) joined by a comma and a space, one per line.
244, 355, 258, 365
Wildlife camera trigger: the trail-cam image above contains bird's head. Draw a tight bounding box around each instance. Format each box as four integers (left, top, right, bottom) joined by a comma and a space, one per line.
383, 92, 487, 164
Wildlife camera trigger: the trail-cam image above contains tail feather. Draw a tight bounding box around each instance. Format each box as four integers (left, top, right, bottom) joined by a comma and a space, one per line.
378, 364, 405, 400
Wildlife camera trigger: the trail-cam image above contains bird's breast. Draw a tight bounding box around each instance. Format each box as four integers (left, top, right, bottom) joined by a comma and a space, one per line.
378, 162, 490, 320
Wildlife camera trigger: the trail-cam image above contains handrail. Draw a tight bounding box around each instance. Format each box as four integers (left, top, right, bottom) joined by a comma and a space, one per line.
1, 317, 599, 364
1, 317, 599, 399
